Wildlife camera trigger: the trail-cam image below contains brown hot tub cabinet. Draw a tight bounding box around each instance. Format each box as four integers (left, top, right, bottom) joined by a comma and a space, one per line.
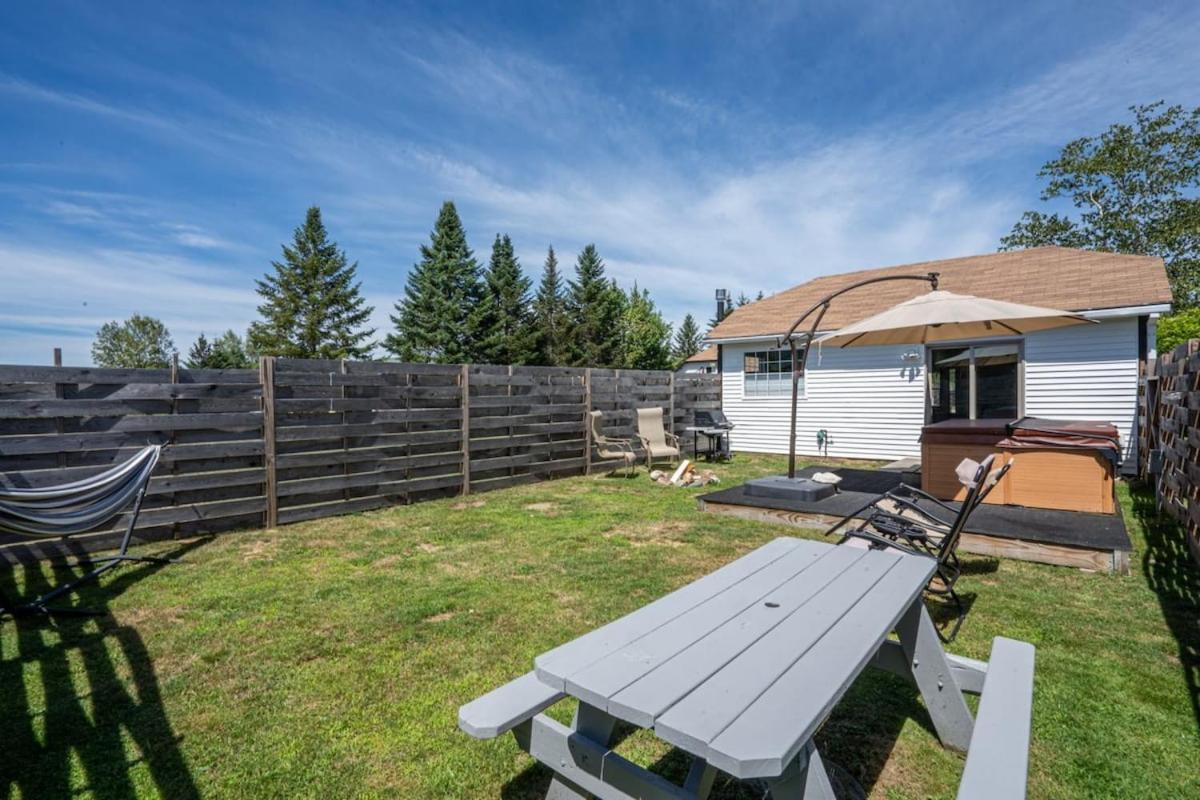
920, 418, 1119, 514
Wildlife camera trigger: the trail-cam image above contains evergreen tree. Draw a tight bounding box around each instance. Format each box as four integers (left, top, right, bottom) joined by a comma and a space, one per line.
755, 291, 764, 301
92, 314, 175, 368
620, 286, 673, 370
476, 234, 537, 364
187, 330, 254, 369
385, 201, 486, 363
671, 313, 704, 367
248, 206, 375, 359
736, 291, 751, 307
532, 245, 569, 366
186, 332, 213, 369
566, 244, 625, 367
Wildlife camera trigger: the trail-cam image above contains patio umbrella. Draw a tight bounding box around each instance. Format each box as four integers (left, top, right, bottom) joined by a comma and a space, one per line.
814, 290, 1093, 348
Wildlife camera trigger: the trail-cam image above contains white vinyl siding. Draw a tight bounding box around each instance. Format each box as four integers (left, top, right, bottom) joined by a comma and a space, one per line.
1024, 316, 1140, 463
721, 342, 926, 460
720, 316, 1142, 463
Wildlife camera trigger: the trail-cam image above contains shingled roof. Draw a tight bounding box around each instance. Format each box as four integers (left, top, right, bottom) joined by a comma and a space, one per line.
685, 345, 719, 363
708, 246, 1172, 341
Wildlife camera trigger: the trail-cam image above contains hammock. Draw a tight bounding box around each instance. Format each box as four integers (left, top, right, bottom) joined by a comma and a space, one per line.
0, 445, 176, 618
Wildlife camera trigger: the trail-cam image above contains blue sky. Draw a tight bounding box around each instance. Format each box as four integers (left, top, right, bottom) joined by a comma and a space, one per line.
2, 1, 1199, 365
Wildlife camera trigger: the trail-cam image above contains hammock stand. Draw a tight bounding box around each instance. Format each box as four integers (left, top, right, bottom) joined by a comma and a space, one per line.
0, 445, 177, 618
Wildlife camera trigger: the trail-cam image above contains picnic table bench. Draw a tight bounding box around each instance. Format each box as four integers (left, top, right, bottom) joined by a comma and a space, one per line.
460, 537, 1035, 799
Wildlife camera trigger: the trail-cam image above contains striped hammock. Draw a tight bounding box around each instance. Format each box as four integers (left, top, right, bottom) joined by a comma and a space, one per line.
0, 445, 161, 537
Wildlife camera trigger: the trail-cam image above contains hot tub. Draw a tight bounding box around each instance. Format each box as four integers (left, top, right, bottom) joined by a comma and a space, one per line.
920, 417, 1120, 514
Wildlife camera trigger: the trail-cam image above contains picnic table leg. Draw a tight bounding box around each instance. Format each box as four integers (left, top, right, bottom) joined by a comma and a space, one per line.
895, 599, 974, 753
764, 741, 836, 799
544, 703, 618, 800
683, 758, 716, 798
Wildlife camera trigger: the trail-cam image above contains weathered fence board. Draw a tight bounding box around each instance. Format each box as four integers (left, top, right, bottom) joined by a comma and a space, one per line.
1138, 338, 1200, 567
0, 359, 720, 563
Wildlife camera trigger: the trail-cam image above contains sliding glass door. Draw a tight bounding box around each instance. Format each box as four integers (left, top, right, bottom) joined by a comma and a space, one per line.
927, 341, 1021, 421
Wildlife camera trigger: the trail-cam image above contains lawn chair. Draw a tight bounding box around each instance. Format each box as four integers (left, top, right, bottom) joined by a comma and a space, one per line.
0, 444, 176, 618
635, 407, 681, 469
589, 411, 637, 477
826, 455, 1012, 642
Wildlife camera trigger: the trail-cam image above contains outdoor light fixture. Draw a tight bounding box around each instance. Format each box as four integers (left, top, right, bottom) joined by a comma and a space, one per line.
901, 350, 922, 362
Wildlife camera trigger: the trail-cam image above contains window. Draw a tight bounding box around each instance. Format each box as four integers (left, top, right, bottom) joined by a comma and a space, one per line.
744, 348, 800, 398
928, 342, 1021, 421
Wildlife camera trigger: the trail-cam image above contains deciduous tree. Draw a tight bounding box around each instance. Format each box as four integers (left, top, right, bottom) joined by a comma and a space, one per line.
92, 314, 175, 368
1001, 102, 1200, 307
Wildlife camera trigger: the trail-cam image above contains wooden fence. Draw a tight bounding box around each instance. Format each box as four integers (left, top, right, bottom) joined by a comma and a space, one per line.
0, 359, 720, 562
1138, 339, 1200, 566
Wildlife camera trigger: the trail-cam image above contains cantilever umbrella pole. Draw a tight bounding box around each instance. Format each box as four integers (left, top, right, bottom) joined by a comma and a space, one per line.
781, 272, 939, 479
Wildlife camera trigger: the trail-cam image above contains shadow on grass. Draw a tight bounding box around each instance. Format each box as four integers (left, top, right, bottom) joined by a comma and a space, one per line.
1129, 482, 1200, 735
0, 540, 207, 799
497, 671, 935, 799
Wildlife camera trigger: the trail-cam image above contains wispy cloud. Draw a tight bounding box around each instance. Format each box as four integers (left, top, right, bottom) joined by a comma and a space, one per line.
2, 3, 1199, 366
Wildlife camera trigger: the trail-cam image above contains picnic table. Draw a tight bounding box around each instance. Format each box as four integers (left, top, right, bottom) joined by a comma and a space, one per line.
460, 537, 1035, 799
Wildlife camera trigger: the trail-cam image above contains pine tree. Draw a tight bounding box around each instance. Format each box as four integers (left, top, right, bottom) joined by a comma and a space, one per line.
476, 234, 537, 365
187, 330, 254, 369
186, 332, 213, 369
736, 291, 751, 307
248, 206, 375, 359
671, 313, 703, 367
621, 286, 673, 370
532, 245, 569, 366
385, 202, 485, 363
566, 244, 625, 367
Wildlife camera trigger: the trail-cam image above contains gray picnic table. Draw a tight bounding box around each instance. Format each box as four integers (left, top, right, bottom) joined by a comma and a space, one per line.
460, 537, 1035, 799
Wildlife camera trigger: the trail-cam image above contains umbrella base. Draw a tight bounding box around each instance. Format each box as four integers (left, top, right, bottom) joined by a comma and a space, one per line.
744, 475, 837, 502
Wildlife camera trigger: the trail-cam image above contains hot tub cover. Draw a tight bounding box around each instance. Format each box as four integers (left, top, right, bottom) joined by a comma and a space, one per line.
920, 417, 1121, 465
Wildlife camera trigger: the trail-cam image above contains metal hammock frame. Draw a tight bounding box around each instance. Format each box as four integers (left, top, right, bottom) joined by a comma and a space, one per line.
0, 444, 176, 618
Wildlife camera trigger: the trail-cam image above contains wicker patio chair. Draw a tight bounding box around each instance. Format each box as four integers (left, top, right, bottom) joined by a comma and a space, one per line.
826, 455, 1012, 642
589, 411, 637, 477
635, 407, 681, 469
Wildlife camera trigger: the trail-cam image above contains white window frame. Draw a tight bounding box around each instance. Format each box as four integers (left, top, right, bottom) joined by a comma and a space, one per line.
742, 347, 803, 400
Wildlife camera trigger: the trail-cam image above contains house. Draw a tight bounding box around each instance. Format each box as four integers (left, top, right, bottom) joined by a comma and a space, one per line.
678, 345, 719, 374
705, 246, 1172, 469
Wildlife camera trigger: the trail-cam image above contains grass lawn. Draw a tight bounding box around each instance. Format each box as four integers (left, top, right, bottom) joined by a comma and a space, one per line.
1, 453, 1198, 799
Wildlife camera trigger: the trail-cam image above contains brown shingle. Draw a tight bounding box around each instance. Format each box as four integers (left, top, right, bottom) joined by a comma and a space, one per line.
685, 345, 718, 363
709, 246, 1172, 340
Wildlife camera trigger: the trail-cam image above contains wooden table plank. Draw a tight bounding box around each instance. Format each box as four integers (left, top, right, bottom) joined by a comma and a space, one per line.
564, 540, 834, 711
653, 549, 909, 761
606, 545, 869, 727
534, 537, 803, 688
703, 554, 936, 779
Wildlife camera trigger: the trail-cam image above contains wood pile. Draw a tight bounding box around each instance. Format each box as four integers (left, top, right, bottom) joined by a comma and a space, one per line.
650, 460, 721, 488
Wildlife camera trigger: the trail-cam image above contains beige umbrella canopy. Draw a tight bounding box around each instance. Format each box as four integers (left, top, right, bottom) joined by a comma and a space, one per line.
813, 290, 1093, 347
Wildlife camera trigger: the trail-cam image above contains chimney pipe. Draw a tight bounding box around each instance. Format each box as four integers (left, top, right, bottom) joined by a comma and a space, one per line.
715, 288, 728, 322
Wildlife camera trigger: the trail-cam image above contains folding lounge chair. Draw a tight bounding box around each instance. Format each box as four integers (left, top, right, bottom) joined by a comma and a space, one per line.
588, 411, 637, 477
826, 455, 1011, 642
0, 444, 174, 618
635, 407, 681, 469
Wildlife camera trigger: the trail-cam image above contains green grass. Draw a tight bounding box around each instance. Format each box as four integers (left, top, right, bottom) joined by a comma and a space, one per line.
1, 453, 1197, 799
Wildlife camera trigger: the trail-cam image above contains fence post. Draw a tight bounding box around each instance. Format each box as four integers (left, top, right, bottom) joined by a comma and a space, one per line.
460, 363, 471, 496
668, 371, 676, 448
260, 355, 278, 528
584, 368, 593, 475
